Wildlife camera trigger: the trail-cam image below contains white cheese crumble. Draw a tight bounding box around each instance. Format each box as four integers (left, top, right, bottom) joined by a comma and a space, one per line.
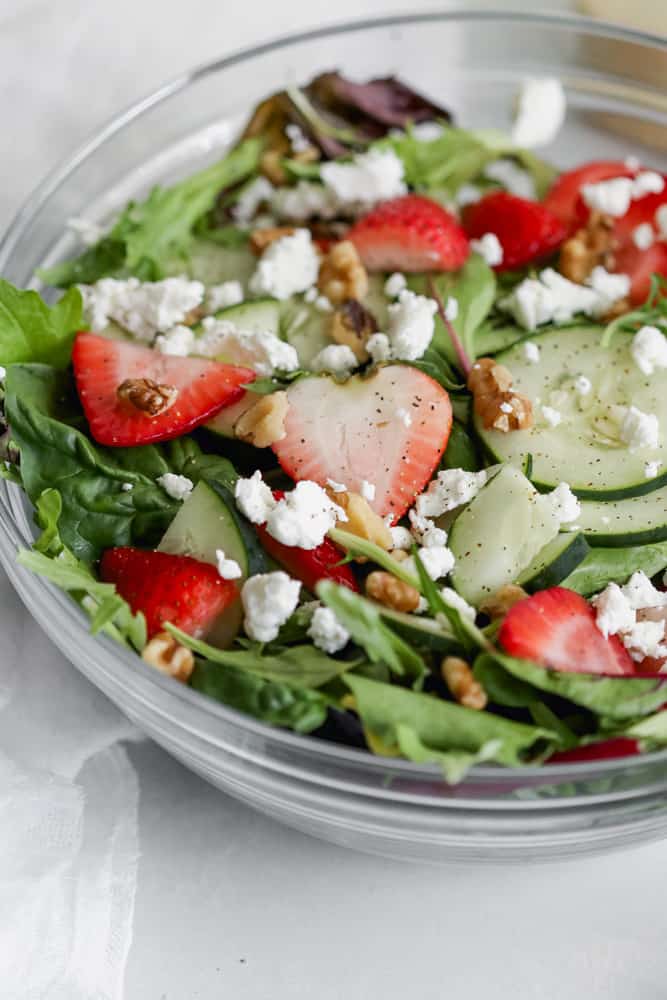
582, 171, 665, 218
440, 587, 476, 622
395, 407, 412, 428
326, 478, 347, 493
314, 295, 333, 314
195, 318, 299, 375
271, 181, 340, 222
215, 548, 243, 581
408, 510, 448, 548
156, 473, 194, 502
547, 482, 581, 524
404, 545, 455, 581
540, 405, 562, 428
121, 482, 133, 492
523, 341, 541, 364
415, 468, 488, 519
80, 276, 204, 340
455, 184, 482, 208
645, 460, 662, 479
625, 156, 641, 171
307, 605, 350, 654
154, 325, 196, 357
234, 470, 277, 524
389, 525, 413, 551
264, 481, 346, 550
360, 480, 376, 502
241, 571, 301, 642
499, 401, 513, 414
499, 267, 628, 331
484, 158, 536, 199
593, 571, 667, 662
386, 289, 437, 361
444, 296, 459, 322
586, 266, 631, 317
631, 325, 667, 376
384, 272, 407, 298
633, 171, 665, 198
632, 223, 655, 251
320, 148, 406, 211
366, 332, 393, 363
470, 233, 503, 267
249, 229, 320, 301
205, 280, 244, 312
310, 344, 357, 375
511, 78, 566, 148
618, 405, 660, 451
304, 286, 319, 303
67, 216, 105, 246
232, 176, 275, 223
285, 122, 311, 154
573, 375, 592, 396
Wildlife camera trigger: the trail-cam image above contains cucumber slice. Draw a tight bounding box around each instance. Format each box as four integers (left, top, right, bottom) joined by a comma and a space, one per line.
516, 532, 589, 592
575, 484, 667, 547
282, 302, 331, 368
180, 239, 257, 286
211, 298, 282, 336
449, 465, 560, 604
205, 393, 256, 439
378, 606, 459, 653
475, 325, 667, 499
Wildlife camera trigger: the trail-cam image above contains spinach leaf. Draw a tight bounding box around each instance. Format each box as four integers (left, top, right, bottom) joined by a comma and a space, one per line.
345, 674, 557, 777
317, 580, 427, 686
167, 624, 359, 688
5, 364, 236, 563
624, 710, 667, 746
17, 489, 146, 650
412, 548, 489, 654
380, 127, 494, 193
560, 544, 667, 597
190, 659, 329, 733
40, 140, 261, 287
440, 420, 481, 472
0, 282, 83, 367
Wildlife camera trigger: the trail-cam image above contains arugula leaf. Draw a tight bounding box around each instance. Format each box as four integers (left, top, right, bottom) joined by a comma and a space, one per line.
317, 580, 427, 686
40, 139, 262, 287
601, 275, 667, 347
0, 281, 83, 367
560, 543, 667, 597
17, 489, 146, 650
190, 659, 329, 733
4, 364, 236, 563
327, 527, 420, 587
411, 548, 489, 654
380, 127, 494, 193
167, 624, 358, 688
345, 674, 557, 777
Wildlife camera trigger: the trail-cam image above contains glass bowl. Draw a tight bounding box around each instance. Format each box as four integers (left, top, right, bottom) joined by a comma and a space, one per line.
2, 10, 667, 864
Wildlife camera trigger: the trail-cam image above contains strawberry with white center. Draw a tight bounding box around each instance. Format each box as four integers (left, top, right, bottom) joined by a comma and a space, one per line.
272, 365, 452, 522
347, 194, 469, 272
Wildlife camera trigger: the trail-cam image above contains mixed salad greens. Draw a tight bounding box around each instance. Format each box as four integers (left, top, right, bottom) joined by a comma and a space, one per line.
3, 71, 667, 782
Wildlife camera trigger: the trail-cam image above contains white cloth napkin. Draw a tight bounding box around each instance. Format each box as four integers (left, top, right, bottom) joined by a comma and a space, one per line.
0, 571, 141, 999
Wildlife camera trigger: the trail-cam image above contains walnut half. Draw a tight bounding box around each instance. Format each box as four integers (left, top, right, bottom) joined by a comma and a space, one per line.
329, 299, 378, 362
441, 656, 487, 710
117, 378, 178, 417
235, 391, 289, 448
365, 570, 421, 613
318, 240, 368, 304
142, 631, 195, 682
467, 358, 532, 433
558, 211, 617, 285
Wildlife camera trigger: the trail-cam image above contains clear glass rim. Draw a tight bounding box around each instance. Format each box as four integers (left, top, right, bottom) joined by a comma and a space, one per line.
2, 8, 667, 795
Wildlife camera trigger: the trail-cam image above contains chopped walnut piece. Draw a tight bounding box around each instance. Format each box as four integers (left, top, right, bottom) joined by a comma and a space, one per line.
260, 149, 289, 186
329, 299, 378, 362
249, 226, 297, 254
326, 488, 393, 550
366, 570, 421, 613
479, 584, 528, 620
234, 391, 289, 448
558, 211, 618, 284
318, 240, 368, 305
467, 358, 532, 433
117, 378, 178, 417
142, 631, 195, 682
441, 656, 487, 710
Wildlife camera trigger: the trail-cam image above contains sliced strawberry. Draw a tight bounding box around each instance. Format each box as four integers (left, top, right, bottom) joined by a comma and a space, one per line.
542, 160, 634, 231
347, 194, 469, 272
613, 183, 667, 242
498, 587, 635, 676
613, 240, 667, 305
462, 191, 566, 271
100, 546, 237, 639
256, 526, 359, 594
73, 332, 254, 447
547, 738, 640, 764
272, 366, 452, 522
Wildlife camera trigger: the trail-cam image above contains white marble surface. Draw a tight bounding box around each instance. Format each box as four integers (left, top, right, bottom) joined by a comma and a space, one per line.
3, 2, 667, 998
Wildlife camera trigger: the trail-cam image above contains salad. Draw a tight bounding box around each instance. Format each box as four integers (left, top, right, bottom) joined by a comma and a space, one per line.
3, 70, 667, 782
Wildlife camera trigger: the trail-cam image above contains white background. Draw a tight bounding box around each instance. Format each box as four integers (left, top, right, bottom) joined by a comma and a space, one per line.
3, 1, 667, 997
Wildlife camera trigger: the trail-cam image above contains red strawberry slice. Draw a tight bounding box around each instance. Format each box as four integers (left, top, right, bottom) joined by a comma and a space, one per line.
613, 240, 667, 305
498, 586, 635, 676
100, 547, 237, 639
547, 738, 641, 764
256, 525, 359, 594
462, 191, 566, 271
347, 194, 469, 272
542, 160, 634, 231
73, 332, 254, 447
272, 365, 452, 522
613, 183, 667, 242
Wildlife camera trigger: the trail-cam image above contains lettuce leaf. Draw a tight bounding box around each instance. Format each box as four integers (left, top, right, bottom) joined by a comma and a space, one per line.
0, 281, 83, 367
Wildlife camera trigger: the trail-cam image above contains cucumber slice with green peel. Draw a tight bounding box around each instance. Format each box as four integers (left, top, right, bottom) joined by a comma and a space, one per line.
179, 239, 256, 286
378, 607, 460, 653
281, 302, 332, 368
475, 325, 667, 499
205, 392, 257, 439
516, 532, 590, 592
573, 485, 667, 547
449, 464, 561, 604
210, 298, 282, 336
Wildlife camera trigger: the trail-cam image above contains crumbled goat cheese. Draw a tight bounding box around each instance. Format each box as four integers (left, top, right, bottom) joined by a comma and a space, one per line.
499, 401, 513, 414
656, 204, 667, 238
271, 181, 340, 222
326, 478, 347, 493
404, 545, 455, 581
622, 621, 667, 663
625, 155, 641, 171
484, 158, 536, 199
386, 289, 437, 361
304, 286, 319, 303
232, 176, 275, 223
285, 122, 311, 154
523, 341, 541, 364
440, 587, 476, 622
593, 572, 667, 661
67, 216, 105, 246
548, 482, 581, 524
633, 222, 655, 250
573, 375, 592, 396
511, 77, 566, 148
455, 184, 482, 207
499, 267, 627, 331
215, 549, 243, 581
121, 482, 133, 492
389, 525, 413, 550
470, 233, 503, 267
0, 365, 6, 381
586, 266, 631, 317
384, 272, 407, 298
249, 229, 320, 300
196, 318, 299, 375
623, 571, 667, 611
540, 405, 562, 428
314, 295, 333, 313
360, 480, 376, 502
241, 571, 301, 642
618, 405, 660, 451
264, 481, 346, 550
631, 325, 667, 376
396, 407, 412, 428
80, 276, 204, 340
366, 332, 393, 363
205, 280, 244, 312
582, 171, 665, 218
310, 344, 357, 375
234, 470, 278, 524
410, 121, 445, 141
645, 460, 662, 479
444, 296, 459, 322
156, 473, 193, 502
593, 583, 637, 638
154, 324, 196, 357
307, 605, 350, 654
415, 468, 488, 519
633, 171, 665, 198
408, 510, 448, 548
320, 148, 406, 211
